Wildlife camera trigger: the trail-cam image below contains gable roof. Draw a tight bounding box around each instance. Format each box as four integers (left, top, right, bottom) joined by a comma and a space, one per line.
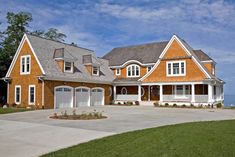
25, 34, 115, 83
102, 41, 168, 66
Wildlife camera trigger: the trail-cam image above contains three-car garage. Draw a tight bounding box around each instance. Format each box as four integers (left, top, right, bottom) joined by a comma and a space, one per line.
55, 86, 105, 109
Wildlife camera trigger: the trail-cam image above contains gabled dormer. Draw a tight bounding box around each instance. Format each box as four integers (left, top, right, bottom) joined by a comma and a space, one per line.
83, 54, 100, 76
53, 48, 76, 73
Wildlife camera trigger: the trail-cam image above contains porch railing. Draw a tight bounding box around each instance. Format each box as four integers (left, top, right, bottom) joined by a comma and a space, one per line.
163, 95, 208, 103
116, 94, 138, 101
195, 95, 208, 102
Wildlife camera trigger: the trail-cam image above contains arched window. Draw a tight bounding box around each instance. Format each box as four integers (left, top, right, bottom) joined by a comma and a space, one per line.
109, 87, 112, 96
141, 87, 145, 96
121, 87, 127, 95
127, 64, 140, 77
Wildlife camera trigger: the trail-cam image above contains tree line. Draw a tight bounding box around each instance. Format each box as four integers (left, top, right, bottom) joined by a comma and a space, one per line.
0, 11, 67, 78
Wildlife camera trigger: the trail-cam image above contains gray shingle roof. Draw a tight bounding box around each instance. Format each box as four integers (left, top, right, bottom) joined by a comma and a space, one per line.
193, 50, 213, 61
103, 41, 168, 66
26, 34, 115, 83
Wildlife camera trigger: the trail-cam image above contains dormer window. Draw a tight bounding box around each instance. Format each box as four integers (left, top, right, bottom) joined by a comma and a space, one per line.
127, 64, 140, 77
116, 68, 121, 75
64, 61, 73, 73
147, 65, 153, 73
92, 66, 99, 76
20, 55, 30, 75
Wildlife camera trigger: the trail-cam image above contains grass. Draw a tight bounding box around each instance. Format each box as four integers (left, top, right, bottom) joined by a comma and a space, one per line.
0, 107, 31, 114
41, 120, 235, 157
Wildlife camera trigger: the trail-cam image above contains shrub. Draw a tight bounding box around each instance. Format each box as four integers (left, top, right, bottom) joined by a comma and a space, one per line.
117, 102, 121, 105
126, 101, 133, 106
216, 103, 223, 108
173, 104, 177, 107
123, 102, 126, 105
190, 104, 194, 108
72, 109, 76, 116
182, 104, 186, 108
11, 103, 17, 108
135, 101, 140, 106
153, 102, 159, 107
165, 103, 169, 107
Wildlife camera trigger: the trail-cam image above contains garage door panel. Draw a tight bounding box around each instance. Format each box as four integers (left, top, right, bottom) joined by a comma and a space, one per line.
91, 88, 104, 106
75, 87, 90, 107
55, 87, 73, 109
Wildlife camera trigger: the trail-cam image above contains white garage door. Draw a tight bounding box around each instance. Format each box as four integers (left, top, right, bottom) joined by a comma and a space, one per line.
75, 87, 90, 107
55, 86, 73, 109
91, 88, 104, 106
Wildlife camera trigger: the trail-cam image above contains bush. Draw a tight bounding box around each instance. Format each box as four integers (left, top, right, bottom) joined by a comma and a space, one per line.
135, 101, 140, 106
153, 102, 159, 107
190, 104, 194, 108
216, 103, 223, 108
165, 103, 169, 107
126, 101, 133, 106
10, 103, 17, 108
173, 104, 177, 107
124, 102, 126, 105
117, 102, 121, 105
182, 104, 186, 108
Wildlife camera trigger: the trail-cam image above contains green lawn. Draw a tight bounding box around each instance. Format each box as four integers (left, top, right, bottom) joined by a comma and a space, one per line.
41, 120, 235, 157
0, 107, 31, 114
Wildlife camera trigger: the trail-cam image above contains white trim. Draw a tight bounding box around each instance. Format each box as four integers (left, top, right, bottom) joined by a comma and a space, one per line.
139, 35, 211, 81
126, 64, 140, 77
110, 60, 155, 68
141, 87, 145, 96
20, 55, 31, 75
201, 60, 213, 63
64, 61, 74, 73
166, 60, 186, 77
75, 86, 91, 107
91, 87, 105, 106
109, 87, 112, 97
14, 85, 21, 105
54, 86, 74, 109
7, 83, 9, 104
116, 68, 121, 75
42, 80, 44, 107
28, 85, 36, 105
141, 81, 205, 86
6, 34, 45, 77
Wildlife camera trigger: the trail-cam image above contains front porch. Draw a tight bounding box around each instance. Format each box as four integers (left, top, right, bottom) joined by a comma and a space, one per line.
113, 82, 224, 105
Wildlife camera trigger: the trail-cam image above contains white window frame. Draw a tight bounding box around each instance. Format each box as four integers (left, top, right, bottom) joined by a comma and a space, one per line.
92, 66, 99, 76
15, 85, 21, 104
147, 65, 153, 73
116, 68, 121, 75
20, 55, 31, 75
166, 60, 186, 77
28, 85, 36, 105
126, 64, 140, 77
64, 61, 73, 73
174, 85, 190, 99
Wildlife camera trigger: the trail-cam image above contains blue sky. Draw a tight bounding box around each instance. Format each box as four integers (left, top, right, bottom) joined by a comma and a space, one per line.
0, 0, 235, 94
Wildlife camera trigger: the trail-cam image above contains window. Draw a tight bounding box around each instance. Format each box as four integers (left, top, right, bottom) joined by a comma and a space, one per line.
147, 66, 153, 73
92, 66, 99, 76
174, 85, 190, 98
116, 68, 121, 75
121, 87, 127, 95
28, 85, 35, 105
166, 61, 186, 76
141, 87, 145, 96
20, 55, 30, 74
64, 62, 73, 73
127, 64, 140, 77
109, 87, 112, 96
15, 85, 21, 104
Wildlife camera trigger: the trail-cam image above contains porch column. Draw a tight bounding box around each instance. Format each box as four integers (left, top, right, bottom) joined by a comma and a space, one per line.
148, 86, 150, 101
138, 85, 141, 101
191, 84, 195, 103
159, 85, 163, 102
113, 85, 116, 101
208, 84, 213, 103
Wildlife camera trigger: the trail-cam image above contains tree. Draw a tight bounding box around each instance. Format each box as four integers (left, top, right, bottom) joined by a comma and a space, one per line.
0, 12, 32, 77
44, 28, 67, 42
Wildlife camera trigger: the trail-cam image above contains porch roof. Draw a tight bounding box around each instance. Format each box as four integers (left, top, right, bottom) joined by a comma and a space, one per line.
113, 78, 141, 85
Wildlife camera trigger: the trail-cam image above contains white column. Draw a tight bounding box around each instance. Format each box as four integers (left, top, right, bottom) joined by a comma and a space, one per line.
208, 84, 213, 103
191, 84, 195, 103
113, 85, 116, 101
159, 85, 163, 102
148, 86, 150, 101
138, 85, 141, 101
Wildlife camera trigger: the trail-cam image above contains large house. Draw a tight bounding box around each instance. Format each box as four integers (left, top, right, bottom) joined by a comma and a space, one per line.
3, 34, 224, 109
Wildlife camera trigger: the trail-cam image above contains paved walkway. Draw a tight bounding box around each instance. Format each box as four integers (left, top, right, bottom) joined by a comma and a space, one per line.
0, 106, 235, 157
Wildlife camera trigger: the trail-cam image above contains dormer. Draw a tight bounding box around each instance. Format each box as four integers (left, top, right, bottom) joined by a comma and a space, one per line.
53, 48, 76, 73
83, 54, 100, 76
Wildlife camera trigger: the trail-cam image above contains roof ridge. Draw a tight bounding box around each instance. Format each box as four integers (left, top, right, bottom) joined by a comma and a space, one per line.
26, 33, 94, 52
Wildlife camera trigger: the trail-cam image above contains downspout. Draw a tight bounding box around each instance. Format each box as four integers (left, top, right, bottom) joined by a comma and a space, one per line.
2, 77, 10, 104
38, 76, 45, 109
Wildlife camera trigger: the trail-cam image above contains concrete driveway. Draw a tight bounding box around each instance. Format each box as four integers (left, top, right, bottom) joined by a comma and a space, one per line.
0, 106, 235, 157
